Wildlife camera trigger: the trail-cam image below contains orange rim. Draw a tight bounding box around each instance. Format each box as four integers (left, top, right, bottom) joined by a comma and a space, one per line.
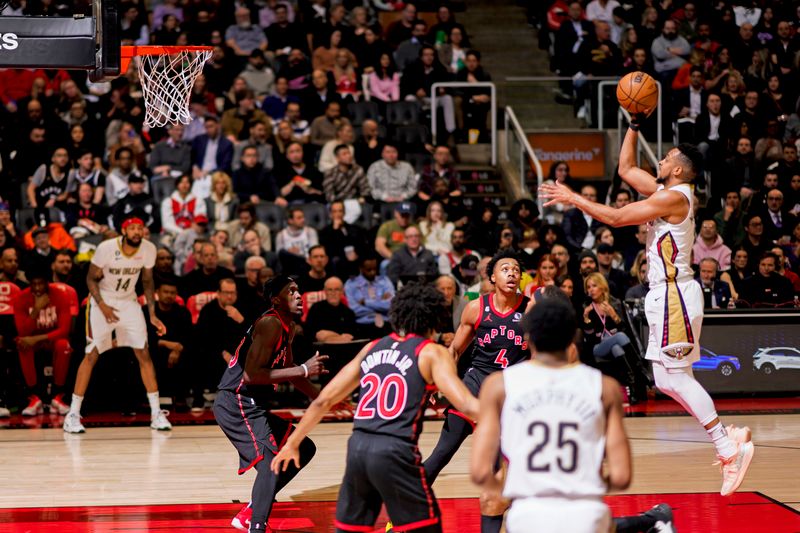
120, 45, 213, 73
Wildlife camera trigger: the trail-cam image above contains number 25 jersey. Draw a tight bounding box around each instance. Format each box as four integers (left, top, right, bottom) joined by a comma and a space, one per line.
353, 334, 434, 444
91, 237, 156, 301
501, 362, 607, 500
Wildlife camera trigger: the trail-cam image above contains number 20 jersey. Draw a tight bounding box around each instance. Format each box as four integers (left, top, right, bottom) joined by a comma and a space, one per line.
353, 334, 434, 443
501, 362, 607, 500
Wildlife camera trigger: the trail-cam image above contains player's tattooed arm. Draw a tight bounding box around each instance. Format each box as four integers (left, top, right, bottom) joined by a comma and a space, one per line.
87, 263, 105, 305
449, 298, 479, 361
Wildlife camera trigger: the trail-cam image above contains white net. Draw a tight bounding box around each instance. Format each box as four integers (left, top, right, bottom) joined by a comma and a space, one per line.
136, 48, 213, 128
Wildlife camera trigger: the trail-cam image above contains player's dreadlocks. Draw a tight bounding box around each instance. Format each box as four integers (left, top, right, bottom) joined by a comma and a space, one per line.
389, 282, 445, 336
485, 248, 522, 284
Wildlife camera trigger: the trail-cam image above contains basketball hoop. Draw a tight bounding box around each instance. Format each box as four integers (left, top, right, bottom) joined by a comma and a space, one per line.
121, 46, 213, 128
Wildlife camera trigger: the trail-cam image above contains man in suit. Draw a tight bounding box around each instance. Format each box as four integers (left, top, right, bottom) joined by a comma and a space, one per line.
192, 115, 234, 178
696, 258, 732, 309
554, 1, 595, 98
761, 189, 797, 243
673, 66, 707, 143
562, 184, 604, 253
695, 93, 731, 193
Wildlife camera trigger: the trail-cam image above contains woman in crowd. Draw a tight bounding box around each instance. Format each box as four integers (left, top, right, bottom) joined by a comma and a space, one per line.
313, 29, 345, 72
367, 53, 400, 106
161, 174, 207, 238
333, 49, 360, 102
594, 226, 625, 269
419, 201, 455, 256
524, 254, 557, 299
206, 171, 239, 231
438, 26, 468, 74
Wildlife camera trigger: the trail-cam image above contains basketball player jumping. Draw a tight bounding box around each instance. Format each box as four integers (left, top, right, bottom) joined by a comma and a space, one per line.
539, 123, 754, 496
423, 249, 533, 532
64, 217, 171, 433
271, 283, 480, 533
214, 275, 329, 533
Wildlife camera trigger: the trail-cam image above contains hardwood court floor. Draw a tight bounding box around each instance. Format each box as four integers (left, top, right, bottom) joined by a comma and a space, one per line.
0, 414, 798, 529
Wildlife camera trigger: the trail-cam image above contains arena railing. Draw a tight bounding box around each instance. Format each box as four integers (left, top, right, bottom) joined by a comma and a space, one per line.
617, 106, 662, 174
430, 81, 497, 166
504, 105, 544, 213
597, 79, 663, 161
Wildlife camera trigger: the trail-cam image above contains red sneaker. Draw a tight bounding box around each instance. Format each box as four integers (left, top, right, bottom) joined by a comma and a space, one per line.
22, 395, 43, 416
231, 502, 252, 531
50, 394, 70, 416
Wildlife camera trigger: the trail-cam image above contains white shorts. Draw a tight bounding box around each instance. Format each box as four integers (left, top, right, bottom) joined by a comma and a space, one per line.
86, 297, 148, 354
506, 498, 611, 533
644, 279, 703, 369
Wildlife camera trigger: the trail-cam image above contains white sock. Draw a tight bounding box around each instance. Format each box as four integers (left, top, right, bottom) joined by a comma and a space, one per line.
147, 392, 161, 415
707, 422, 737, 459
70, 394, 83, 415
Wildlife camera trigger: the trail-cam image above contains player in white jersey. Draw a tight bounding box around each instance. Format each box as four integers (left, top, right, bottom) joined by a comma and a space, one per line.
472, 298, 676, 533
63, 216, 171, 433
539, 120, 754, 496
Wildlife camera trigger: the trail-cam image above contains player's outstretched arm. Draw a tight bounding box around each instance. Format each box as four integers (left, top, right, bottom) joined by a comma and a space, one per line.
602, 375, 632, 491
470, 372, 504, 490
244, 317, 328, 385
423, 342, 479, 419
618, 125, 659, 197
271, 343, 369, 473
449, 299, 479, 361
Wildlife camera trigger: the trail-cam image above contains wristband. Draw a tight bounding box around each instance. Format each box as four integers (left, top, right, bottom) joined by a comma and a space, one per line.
301, 363, 309, 377
629, 120, 640, 132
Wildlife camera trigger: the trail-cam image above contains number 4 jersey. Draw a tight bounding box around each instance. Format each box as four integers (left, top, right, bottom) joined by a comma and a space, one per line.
353, 333, 435, 443
91, 237, 156, 301
501, 362, 607, 500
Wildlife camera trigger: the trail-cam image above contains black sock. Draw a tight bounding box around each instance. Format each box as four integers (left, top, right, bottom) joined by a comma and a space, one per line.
480, 514, 503, 533
614, 514, 655, 532
423, 410, 474, 484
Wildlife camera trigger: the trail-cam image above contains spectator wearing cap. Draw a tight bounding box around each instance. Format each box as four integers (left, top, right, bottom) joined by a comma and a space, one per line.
21, 227, 58, 275
112, 173, 161, 233
238, 50, 276, 99
596, 242, 629, 300
367, 144, 418, 204
192, 115, 234, 182
375, 202, 416, 260
28, 147, 70, 210
225, 7, 268, 60
66, 149, 106, 205
304, 276, 358, 343
323, 144, 369, 203
453, 253, 480, 296
150, 123, 193, 179
161, 174, 208, 238
386, 226, 438, 286
693, 219, 732, 272
345, 256, 394, 339
106, 147, 150, 207
578, 249, 599, 280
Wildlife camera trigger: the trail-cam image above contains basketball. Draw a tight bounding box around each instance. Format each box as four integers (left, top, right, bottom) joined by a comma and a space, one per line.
616, 71, 659, 116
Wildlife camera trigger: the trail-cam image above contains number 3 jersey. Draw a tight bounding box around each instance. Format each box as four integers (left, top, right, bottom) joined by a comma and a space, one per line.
90, 237, 156, 301
353, 333, 434, 444
501, 362, 607, 500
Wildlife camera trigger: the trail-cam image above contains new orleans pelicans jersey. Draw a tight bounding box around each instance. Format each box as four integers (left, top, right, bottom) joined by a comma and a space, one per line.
501, 362, 607, 501
91, 237, 156, 301
644, 183, 703, 367
471, 293, 529, 374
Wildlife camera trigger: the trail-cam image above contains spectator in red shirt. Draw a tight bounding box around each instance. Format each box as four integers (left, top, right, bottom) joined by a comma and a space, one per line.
13, 267, 73, 417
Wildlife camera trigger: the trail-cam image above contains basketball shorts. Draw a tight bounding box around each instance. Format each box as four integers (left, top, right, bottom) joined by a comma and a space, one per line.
213, 389, 293, 475
335, 431, 441, 533
644, 280, 703, 369
506, 497, 611, 533
86, 297, 147, 354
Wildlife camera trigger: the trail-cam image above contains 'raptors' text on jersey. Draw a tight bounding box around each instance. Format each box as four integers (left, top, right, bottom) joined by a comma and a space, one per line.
471, 293, 529, 373
218, 310, 291, 406
353, 333, 434, 443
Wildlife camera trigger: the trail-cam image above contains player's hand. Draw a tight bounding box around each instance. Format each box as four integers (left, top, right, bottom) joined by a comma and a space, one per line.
16, 336, 37, 349
151, 316, 167, 336
271, 443, 301, 473
304, 352, 330, 377
168, 350, 180, 368
99, 302, 120, 323
539, 181, 575, 208
33, 293, 50, 314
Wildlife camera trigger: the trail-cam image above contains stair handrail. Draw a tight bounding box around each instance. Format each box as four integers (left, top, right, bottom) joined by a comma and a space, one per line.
430, 81, 496, 166
617, 106, 661, 172
504, 106, 544, 212
597, 79, 663, 161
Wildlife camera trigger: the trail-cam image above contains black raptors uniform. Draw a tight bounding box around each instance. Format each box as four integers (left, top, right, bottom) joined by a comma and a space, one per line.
335, 333, 442, 533
214, 309, 293, 474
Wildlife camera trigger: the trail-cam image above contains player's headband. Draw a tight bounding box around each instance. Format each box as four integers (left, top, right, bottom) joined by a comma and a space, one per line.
263, 275, 295, 304
121, 217, 144, 230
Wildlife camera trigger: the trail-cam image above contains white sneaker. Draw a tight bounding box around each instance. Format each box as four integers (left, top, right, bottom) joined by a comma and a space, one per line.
63, 412, 86, 433
717, 440, 755, 496
0, 406, 10, 418
150, 410, 172, 431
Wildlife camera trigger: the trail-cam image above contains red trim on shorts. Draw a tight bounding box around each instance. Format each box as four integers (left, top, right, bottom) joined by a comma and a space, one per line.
489, 293, 523, 318
393, 517, 441, 531
412, 446, 437, 522
275, 423, 294, 453
448, 408, 476, 430
235, 379, 263, 475
333, 520, 373, 532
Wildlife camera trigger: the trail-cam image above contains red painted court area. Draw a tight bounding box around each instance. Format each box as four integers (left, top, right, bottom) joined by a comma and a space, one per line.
1, 493, 798, 532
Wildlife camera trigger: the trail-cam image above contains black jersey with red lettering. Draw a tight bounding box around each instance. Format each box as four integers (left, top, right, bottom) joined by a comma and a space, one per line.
217, 309, 291, 406
353, 333, 435, 444
470, 293, 529, 374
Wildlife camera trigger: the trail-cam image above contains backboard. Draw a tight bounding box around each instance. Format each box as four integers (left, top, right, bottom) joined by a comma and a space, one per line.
0, 0, 120, 81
